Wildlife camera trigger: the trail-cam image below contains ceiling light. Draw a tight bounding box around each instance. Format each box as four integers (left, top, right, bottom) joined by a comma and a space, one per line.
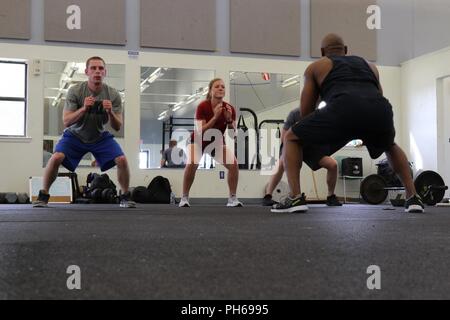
281, 75, 300, 88
157, 110, 168, 121
52, 62, 79, 107
140, 67, 169, 92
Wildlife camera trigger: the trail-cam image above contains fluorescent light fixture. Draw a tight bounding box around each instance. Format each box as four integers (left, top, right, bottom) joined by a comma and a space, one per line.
200, 86, 208, 96
183, 96, 197, 105
281, 75, 300, 88
140, 67, 169, 92
52, 62, 79, 107
157, 110, 168, 121
74, 63, 85, 73
172, 102, 183, 112
171, 86, 207, 113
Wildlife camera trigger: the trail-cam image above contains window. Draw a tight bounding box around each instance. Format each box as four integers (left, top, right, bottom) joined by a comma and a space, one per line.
0, 61, 27, 136
139, 150, 150, 169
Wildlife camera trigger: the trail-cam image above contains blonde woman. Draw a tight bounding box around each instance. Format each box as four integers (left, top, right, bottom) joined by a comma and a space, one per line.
179, 78, 243, 208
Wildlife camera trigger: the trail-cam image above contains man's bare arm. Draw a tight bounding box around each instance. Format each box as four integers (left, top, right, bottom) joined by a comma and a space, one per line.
300, 64, 320, 117
368, 61, 383, 95
63, 95, 94, 128
63, 108, 86, 128
108, 111, 123, 131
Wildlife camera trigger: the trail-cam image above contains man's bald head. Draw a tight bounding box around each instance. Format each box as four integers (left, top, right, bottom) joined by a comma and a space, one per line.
320, 33, 347, 57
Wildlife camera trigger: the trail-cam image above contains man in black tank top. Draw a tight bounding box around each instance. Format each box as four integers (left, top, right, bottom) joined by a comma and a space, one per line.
271, 33, 424, 214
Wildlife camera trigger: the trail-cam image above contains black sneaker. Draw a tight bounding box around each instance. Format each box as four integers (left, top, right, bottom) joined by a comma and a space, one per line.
119, 192, 136, 208
405, 195, 425, 213
271, 193, 308, 213
326, 194, 342, 206
32, 190, 50, 208
262, 194, 277, 206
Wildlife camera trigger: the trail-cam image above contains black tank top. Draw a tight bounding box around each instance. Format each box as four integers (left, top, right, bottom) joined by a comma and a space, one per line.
320, 56, 381, 102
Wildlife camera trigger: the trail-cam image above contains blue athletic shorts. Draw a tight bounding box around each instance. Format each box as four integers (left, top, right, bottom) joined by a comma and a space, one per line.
55, 130, 124, 172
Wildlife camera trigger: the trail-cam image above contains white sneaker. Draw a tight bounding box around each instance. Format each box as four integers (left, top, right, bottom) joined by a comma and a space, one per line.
179, 197, 190, 207
227, 197, 243, 207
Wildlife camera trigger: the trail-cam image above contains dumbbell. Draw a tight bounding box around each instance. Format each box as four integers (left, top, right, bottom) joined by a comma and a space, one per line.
102, 188, 117, 203
0, 193, 6, 204
5, 193, 18, 204
17, 193, 30, 204
90, 188, 103, 203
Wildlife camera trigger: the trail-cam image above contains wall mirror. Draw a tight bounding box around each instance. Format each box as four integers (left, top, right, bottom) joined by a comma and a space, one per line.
139, 67, 215, 169
229, 71, 301, 171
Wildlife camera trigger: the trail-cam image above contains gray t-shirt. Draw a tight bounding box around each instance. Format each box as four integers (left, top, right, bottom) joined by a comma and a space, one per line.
65, 82, 122, 143
162, 147, 186, 167
283, 108, 301, 130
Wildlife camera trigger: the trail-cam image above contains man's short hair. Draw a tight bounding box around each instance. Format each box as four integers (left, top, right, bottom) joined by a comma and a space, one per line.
169, 139, 177, 147
86, 56, 106, 69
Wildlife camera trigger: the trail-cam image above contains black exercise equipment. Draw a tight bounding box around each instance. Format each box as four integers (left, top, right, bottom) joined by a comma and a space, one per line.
236, 113, 250, 169
360, 174, 389, 205
5, 193, 18, 204
17, 193, 30, 204
82, 173, 118, 204
0, 193, 6, 204
237, 108, 260, 170
257, 119, 284, 169
161, 116, 194, 156
0, 192, 29, 204
90, 188, 103, 202
102, 188, 117, 204
376, 158, 413, 187
414, 170, 447, 205
360, 170, 448, 205
341, 157, 363, 177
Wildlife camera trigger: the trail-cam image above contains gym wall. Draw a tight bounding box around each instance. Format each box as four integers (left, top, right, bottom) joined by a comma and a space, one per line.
401, 46, 450, 176
0, 43, 401, 199
1, 1, 450, 66
2, 0, 450, 198
0, 0, 30, 39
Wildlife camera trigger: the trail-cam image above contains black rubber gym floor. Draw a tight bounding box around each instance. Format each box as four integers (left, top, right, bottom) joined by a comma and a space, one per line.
0, 203, 449, 300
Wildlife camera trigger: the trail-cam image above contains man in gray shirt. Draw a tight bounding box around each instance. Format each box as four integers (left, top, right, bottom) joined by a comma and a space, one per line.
161, 139, 186, 168
263, 108, 342, 207
33, 56, 135, 208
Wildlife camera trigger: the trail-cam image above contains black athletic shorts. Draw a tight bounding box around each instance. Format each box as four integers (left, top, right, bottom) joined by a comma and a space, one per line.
279, 142, 340, 171
291, 94, 396, 159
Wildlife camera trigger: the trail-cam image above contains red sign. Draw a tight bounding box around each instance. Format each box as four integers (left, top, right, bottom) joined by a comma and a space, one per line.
262, 72, 270, 81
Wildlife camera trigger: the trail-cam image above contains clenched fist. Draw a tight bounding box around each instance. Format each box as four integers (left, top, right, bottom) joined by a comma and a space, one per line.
102, 100, 113, 114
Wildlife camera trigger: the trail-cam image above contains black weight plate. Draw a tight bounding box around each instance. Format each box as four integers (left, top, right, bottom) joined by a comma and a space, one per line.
414, 170, 446, 205
102, 188, 116, 203
90, 188, 103, 202
360, 174, 388, 205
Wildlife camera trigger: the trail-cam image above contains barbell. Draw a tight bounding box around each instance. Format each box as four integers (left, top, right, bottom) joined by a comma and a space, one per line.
360, 170, 448, 205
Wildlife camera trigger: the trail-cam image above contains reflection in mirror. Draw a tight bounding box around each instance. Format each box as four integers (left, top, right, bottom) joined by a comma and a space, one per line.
43, 60, 125, 167
229, 71, 300, 171
42, 139, 53, 167
139, 67, 215, 169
